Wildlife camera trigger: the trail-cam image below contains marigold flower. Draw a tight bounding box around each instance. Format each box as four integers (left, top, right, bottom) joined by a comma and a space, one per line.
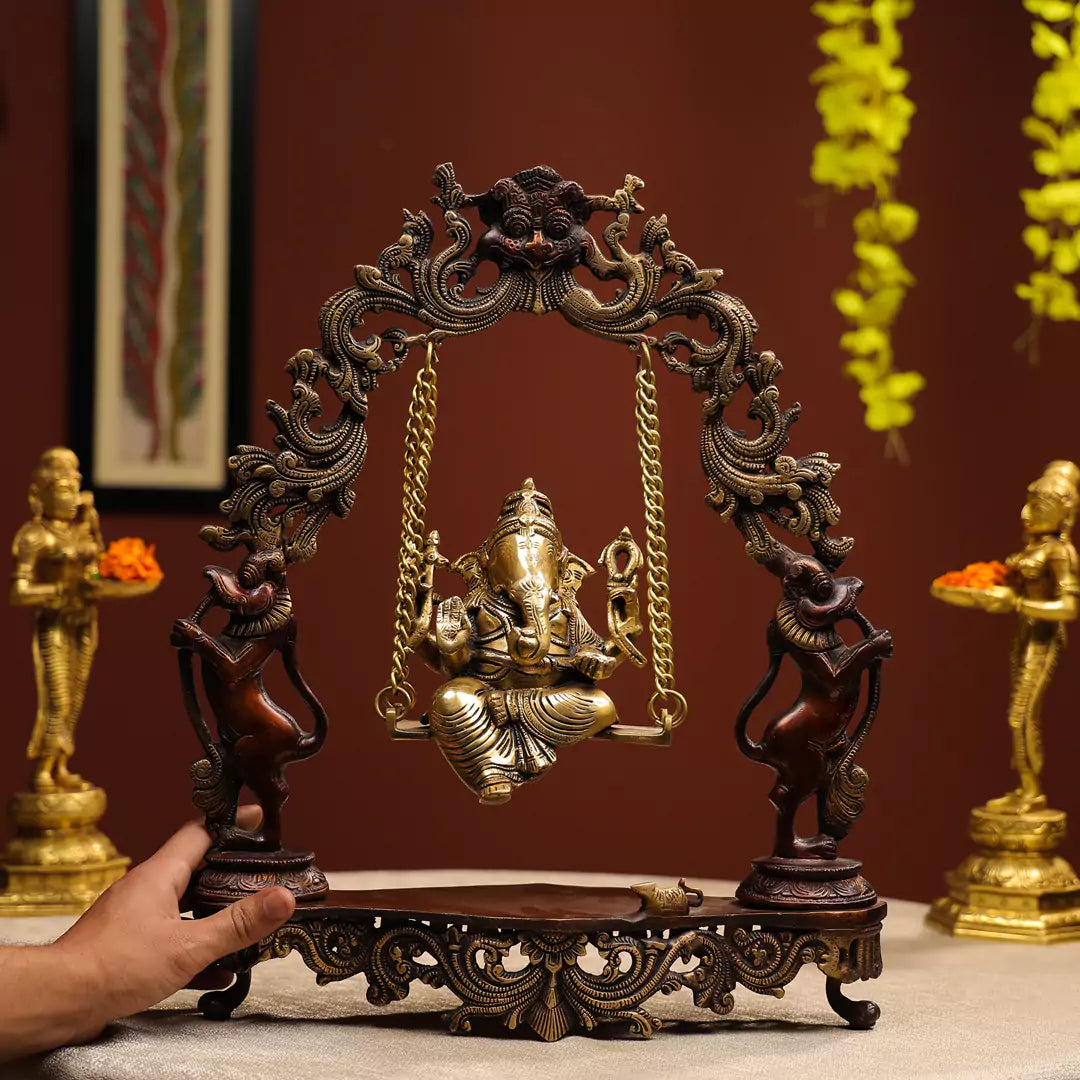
933, 561, 1010, 589
99, 537, 164, 583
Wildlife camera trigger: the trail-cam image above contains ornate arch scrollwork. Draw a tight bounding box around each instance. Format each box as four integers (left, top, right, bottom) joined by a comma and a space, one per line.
190, 162, 853, 575
276, 161, 851, 572
176, 163, 883, 916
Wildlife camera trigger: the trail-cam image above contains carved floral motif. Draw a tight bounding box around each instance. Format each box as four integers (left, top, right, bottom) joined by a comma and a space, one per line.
203, 915, 883, 1041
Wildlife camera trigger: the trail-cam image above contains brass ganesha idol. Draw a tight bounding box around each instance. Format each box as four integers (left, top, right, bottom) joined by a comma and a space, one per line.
407, 479, 645, 804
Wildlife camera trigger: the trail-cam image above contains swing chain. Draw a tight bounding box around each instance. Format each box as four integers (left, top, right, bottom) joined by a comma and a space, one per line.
635, 342, 687, 730
376, 341, 440, 723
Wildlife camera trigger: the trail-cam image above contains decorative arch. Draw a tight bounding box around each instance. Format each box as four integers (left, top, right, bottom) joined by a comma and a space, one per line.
200, 163, 851, 570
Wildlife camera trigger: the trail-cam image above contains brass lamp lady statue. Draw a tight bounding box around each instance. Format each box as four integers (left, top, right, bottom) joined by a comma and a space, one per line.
1, 449, 159, 914
990, 460, 1079, 814
928, 460, 1080, 941
11, 448, 104, 793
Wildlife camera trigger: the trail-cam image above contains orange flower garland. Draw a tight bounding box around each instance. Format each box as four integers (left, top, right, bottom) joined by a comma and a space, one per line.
98, 537, 164, 583
933, 561, 1010, 590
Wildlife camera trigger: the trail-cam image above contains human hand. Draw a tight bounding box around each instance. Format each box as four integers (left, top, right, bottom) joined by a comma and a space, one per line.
0, 807, 295, 1061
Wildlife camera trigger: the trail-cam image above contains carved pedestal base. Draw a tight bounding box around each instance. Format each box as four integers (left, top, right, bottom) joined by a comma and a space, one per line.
0, 787, 129, 916
194, 883, 886, 1040
927, 805, 1080, 943
190, 849, 328, 905
736, 857, 877, 909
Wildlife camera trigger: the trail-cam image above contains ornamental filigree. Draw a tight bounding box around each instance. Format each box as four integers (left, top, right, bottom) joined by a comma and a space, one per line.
203, 916, 885, 1042
204, 163, 849, 571
176, 167, 891, 1036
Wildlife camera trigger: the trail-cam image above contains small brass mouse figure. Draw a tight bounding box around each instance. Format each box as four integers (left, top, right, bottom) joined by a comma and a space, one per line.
631, 878, 704, 916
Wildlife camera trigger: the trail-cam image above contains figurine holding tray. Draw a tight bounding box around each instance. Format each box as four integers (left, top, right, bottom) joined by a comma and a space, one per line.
0, 448, 162, 915
928, 460, 1080, 942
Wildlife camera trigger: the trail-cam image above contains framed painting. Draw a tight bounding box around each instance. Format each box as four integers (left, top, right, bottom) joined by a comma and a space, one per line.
70, 0, 256, 512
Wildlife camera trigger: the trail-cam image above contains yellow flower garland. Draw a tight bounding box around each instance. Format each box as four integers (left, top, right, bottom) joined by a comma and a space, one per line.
1017, 0, 1080, 351
810, 0, 924, 449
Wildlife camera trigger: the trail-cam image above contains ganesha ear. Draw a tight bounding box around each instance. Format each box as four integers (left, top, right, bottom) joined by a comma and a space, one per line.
561, 549, 595, 596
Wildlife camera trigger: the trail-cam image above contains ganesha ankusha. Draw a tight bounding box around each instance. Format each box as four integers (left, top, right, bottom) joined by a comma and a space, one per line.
170, 165, 889, 1040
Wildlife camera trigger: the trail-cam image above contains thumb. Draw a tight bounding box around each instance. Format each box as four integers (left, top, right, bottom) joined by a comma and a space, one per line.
186, 887, 295, 970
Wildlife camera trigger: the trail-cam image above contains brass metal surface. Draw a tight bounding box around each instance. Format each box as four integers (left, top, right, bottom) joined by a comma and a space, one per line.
928, 460, 1080, 942
394, 479, 652, 803
197, 887, 884, 1038
1, 449, 153, 913
175, 167, 891, 1029
378, 341, 441, 729
376, 338, 685, 751
630, 878, 704, 916
0, 788, 127, 916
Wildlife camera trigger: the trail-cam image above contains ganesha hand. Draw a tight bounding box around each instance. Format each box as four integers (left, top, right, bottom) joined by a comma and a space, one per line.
435, 597, 470, 655
574, 648, 619, 681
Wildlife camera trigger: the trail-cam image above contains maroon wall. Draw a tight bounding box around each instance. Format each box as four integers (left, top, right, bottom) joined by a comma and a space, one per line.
1, 0, 1075, 902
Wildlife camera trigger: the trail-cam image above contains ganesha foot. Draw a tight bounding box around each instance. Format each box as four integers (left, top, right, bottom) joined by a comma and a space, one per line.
479, 779, 513, 805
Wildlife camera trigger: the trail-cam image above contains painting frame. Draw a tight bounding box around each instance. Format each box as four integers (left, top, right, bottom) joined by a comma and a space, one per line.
70, 0, 256, 513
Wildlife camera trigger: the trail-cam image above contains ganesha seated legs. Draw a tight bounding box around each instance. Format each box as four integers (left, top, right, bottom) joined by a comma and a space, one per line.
427, 677, 617, 804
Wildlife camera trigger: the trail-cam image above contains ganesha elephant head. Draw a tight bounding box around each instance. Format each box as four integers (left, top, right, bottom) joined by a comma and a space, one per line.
454, 479, 592, 667
201, 548, 293, 639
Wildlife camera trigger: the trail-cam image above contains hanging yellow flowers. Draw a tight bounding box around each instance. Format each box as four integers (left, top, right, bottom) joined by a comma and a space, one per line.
810, 0, 924, 452
1017, 0, 1080, 353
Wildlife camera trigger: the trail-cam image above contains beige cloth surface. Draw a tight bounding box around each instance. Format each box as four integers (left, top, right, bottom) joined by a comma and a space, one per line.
1, 868, 1078, 1080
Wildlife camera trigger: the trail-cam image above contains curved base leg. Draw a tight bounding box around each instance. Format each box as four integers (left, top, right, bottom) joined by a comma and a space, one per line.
825, 976, 880, 1029
198, 969, 252, 1020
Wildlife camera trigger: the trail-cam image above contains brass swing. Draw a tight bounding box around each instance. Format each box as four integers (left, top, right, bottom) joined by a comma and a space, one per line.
374, 340, 687, 801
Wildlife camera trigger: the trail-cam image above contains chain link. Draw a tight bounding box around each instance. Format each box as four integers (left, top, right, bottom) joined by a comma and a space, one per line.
375, 339, 682, 732
375, 342, 440, 722
635, 343, 686, 729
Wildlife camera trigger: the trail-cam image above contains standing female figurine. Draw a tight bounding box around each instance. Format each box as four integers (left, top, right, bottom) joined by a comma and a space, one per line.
10, 448, 104, 793
928, 460, 1080, 941
990, 460, 1079, 812
2, 448, 159, 914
